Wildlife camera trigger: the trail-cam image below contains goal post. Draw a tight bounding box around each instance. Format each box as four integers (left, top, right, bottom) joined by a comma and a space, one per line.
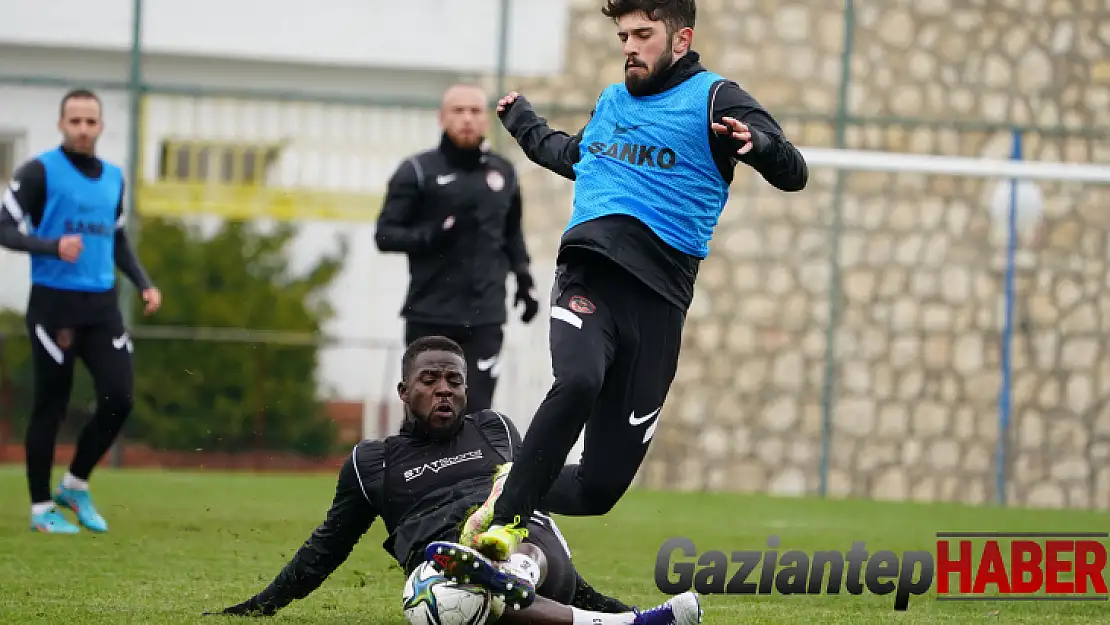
663, 136, 1110, 508
797, 137, 1110, 506
799, 146, 1110, 183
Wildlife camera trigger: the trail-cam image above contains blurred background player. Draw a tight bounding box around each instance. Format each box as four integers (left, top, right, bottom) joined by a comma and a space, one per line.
206, 336, 699, 625
375, 83, 540, 413
0, 88, 161, 534
463, 0, 809, 561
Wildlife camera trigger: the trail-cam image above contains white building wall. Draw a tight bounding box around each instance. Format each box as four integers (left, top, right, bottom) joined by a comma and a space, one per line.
0, 0, 568, 77
0, 40, 566, 449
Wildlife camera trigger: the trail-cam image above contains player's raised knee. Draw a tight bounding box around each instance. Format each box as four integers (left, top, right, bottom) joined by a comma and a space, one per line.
553, 369, 604, 405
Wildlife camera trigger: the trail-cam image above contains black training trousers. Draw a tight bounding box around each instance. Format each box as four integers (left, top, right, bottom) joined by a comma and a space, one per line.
404, 321, 504, 413
492, 250, 684, 524
24, 291, 134, 504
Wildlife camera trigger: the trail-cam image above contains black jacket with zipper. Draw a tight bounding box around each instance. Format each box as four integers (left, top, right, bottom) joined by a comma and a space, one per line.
374, 133, 531, 327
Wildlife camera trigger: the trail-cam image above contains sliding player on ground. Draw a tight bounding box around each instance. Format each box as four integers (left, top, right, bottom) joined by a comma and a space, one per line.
207, 336, 701, 625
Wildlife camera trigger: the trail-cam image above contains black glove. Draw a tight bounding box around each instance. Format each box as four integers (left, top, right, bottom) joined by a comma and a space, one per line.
203, 597, 277, 617
514, 271, 539, 323
496, 94, 523, 120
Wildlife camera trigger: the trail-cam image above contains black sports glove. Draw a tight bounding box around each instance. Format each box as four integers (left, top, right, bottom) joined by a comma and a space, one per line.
203, 597, 278, 617
514, 271, 539, 323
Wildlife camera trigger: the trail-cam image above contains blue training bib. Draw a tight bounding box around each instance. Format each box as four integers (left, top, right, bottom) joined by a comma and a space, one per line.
30, 147, 123, 292
569, 71, 731, 259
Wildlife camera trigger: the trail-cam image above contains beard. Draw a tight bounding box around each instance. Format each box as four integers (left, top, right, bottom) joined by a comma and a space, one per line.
63, 134, 96, 154
624, 43, 675, 97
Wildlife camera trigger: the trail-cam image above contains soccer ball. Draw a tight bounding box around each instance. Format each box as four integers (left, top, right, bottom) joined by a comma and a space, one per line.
402, 561, 502, 625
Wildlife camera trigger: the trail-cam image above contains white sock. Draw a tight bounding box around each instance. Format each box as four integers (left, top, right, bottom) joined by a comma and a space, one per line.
63, 472, 89, 491
506, 553, 542, 585
31, 502, 55, 516
571, 608, 635, 625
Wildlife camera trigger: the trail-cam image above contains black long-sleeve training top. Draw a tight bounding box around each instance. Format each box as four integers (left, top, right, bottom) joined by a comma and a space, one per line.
0, 147, 153, 323
244, 409, 522, 613
498, 50, 808, 312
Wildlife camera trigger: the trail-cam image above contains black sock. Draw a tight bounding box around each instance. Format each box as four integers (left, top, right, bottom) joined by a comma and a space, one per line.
571, 572, 633, 613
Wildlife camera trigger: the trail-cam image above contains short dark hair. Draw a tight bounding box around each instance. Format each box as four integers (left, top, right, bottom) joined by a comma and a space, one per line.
401, 336, 466, 380
601, 0, 696, 32
59, 88, 102, 119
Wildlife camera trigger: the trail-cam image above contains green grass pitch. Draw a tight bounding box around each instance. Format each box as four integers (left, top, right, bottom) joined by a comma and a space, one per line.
1, 467, 1107, 623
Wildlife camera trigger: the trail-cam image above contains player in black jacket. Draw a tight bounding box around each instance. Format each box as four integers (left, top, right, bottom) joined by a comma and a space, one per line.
206, 336, 702, 625
375, 83, 540, 413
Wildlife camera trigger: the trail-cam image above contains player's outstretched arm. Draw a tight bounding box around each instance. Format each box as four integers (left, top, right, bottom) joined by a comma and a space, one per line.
497, 93, 589, 181
709, 81, 808, 192
0, 160, 65, 256
204, 450, 380, 617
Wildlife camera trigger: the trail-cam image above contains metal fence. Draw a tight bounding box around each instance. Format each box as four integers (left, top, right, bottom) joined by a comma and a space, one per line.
1, 0, 1109, 509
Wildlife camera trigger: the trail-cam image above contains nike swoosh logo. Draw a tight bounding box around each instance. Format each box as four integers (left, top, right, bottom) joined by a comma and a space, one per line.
437, 174, 456, 185
629, 407, 661, 426
477, 357, 498, 371
112, 334, 129, 350
613, 122, 651, 134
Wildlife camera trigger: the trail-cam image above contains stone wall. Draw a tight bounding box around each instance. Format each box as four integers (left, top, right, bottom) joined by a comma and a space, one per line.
499, 0, 1110, 509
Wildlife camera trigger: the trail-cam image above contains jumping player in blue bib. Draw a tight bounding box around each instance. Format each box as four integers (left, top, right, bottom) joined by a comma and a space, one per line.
428, 0, 810, 606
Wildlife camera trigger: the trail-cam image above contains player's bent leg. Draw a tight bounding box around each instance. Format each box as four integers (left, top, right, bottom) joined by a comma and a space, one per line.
537, 368, 651, 516
424, 525, 701, 625
425, 541, 537, 610
55, 320, 135, 533
525, 511, 634, 614
469, 260, 619, 560
423, 520, 565, 611
541, 462, 643, 517
520, 515, 574, 604
540, 279, 683, 518
422, 545, 702, 624
25, 318, 80, 534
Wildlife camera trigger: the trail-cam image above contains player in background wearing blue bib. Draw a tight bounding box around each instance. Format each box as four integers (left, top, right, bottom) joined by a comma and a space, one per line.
444, 0, 809, 575
0, 89, 162, 534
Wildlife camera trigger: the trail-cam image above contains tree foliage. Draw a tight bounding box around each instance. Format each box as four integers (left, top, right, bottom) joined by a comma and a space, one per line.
0, 217, 348, 456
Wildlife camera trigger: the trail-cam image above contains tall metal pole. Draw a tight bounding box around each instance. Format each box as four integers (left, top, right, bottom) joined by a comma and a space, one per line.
818, 0, 855, 497
996, 128, 1022, 506
125, 0, 143, 282
493, 0, 511, 149
112, 0, 143, 468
